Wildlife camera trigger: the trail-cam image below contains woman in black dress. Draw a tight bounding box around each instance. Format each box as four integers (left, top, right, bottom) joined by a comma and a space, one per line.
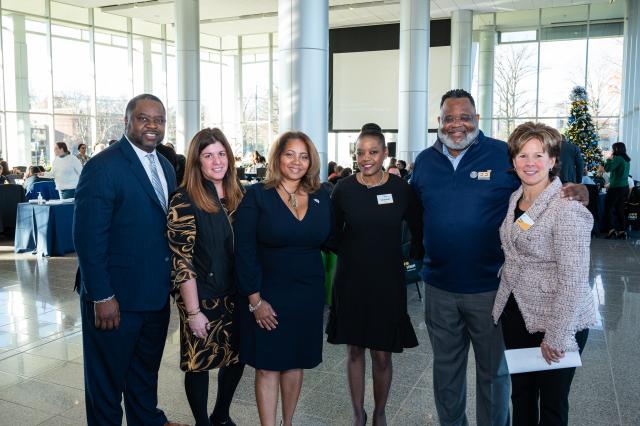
167, 128, 245, 426
234, 131, 331, 426
327, 123, 423, 426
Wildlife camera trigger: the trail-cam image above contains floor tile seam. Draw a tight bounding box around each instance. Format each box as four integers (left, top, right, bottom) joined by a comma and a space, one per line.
0, 395, 59, 415
601, 316, 624, 425
0, 329, 82, 361
30, 372, 85, 391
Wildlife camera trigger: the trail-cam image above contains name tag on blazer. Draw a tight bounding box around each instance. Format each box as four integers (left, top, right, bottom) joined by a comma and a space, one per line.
515, 212, 535, 231
377, 194, 393, 205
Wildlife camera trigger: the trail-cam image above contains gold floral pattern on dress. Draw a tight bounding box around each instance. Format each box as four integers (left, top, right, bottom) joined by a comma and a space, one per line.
176, 294, 239, 372
167, 192, 197, 293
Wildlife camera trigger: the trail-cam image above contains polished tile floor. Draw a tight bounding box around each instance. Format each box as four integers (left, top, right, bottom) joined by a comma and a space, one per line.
0, 234, 638, 425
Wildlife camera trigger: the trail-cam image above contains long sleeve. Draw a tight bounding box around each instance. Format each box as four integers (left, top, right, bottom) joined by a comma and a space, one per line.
543, 202, 593, 352
167, 191, 197, 294
73, 159, 116, 301
575, 145, 584, 184
405, 185, 424, 260
325, 181, 345, 253
233, 185, 263, 296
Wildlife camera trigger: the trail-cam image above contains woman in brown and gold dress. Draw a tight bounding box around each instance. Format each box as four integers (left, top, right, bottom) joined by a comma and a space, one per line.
167, 128, 245, 426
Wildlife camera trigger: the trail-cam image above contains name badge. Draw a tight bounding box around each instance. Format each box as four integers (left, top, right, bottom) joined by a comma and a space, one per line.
477, 169, 492, 180
515, 213, 535, 231
377, 194, 394, 205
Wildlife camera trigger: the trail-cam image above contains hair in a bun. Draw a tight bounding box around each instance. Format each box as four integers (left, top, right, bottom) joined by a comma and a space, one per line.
358, 122, 385, 147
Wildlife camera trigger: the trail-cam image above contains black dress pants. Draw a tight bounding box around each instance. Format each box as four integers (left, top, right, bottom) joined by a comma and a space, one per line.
603, 186, 629, 232
501, 295, 588, 426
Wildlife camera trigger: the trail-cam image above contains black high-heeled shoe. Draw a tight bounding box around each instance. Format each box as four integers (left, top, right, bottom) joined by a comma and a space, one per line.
606, 229, 617, 239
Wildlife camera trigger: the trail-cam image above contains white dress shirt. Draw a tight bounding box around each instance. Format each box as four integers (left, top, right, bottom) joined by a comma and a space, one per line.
125, 136, 168, 205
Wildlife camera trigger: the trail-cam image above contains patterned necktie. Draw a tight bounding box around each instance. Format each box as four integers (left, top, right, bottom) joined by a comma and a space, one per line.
146, 153, 167, 212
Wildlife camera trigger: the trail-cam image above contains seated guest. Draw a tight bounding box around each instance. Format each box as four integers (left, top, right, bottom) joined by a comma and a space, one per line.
492, 122, 596, 426
44, 142, 83, 199
76, 143, 90, 166
23, 166, 46, 193
0, 160, 11, 183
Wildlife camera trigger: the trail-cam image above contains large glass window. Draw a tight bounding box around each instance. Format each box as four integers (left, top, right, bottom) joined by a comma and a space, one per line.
538, 39, 587, 118
480, 4, 625, 147
492, 42, 538, 139
51, 23, 92, 116
95, 30, 131, 145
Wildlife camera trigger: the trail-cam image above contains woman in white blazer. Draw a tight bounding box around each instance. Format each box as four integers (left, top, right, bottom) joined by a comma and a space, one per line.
492, 122, 596, 426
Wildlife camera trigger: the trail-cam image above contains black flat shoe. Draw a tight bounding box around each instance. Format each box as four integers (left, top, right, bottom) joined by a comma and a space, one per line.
617, 231, 628, 240
210, 416, 236, 426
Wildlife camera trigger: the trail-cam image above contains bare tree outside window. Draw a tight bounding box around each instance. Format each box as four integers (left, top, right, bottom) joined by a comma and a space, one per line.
493, 43, 538, 140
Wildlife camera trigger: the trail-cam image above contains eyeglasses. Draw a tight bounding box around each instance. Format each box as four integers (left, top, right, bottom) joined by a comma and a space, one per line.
441, 114, 475, 125
135, 115, 166, 126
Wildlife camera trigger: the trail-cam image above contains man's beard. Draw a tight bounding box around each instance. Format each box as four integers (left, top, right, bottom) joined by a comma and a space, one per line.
438, 126, 479, 152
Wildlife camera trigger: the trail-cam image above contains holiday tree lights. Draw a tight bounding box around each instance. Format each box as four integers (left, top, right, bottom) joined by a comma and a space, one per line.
564, 86, 603, 172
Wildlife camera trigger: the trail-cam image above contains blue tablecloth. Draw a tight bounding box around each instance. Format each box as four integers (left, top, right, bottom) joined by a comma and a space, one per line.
14, 202, 75, 256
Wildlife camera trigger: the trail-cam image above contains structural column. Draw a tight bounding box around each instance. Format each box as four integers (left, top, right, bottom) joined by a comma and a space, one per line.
278, 0, 329, 179
174, 0, 200, 154
477, 28, 496, 135
450, 10, 473, 91
398, 0, 429, 162
621, 0, 639, 177
4, 15, 31, 165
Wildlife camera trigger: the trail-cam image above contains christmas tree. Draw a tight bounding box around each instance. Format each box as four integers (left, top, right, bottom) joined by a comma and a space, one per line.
564, 86, 603, 172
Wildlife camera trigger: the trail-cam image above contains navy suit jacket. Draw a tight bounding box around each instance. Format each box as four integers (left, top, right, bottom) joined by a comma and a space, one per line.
73, 136, 177, 311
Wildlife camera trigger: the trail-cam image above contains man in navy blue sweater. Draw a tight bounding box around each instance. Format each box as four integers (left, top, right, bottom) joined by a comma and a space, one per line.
411, 89, 516, 426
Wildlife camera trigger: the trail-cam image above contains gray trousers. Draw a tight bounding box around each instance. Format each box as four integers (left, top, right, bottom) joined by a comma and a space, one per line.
424, 284, 510, 426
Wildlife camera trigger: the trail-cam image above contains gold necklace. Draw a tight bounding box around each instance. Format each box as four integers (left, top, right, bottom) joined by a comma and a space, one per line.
359, 170, 386, 189
279, 183, 299, 209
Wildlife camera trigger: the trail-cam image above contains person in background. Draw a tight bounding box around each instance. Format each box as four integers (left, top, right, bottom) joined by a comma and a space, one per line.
387, 166, 401, 177
558, 135, 584, 184
492, 122, 595, 426
44, 142, 83, 199
388, 157, 397, 169
600, 142, 631, 239
167, 128, 245, 426
0, 160, 11, 184
93, 143, 106, 155
234, 131, 331, 426
396, 159, 408, 178
328, 165, 344, 185
77, 143, 91, 166
404, 162, 415, 181
22, 166, 46, 193
581, 168, 596, 185
327, 161, 337, 180
327, 123, 423, 426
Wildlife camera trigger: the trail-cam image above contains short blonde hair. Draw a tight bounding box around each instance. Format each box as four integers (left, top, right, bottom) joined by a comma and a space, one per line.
263, 131, 321, 193
508, 122, 562, 176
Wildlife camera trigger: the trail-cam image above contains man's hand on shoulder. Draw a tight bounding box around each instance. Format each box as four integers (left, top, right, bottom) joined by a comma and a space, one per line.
560, 183, 589, 206
94, 297, 120, 330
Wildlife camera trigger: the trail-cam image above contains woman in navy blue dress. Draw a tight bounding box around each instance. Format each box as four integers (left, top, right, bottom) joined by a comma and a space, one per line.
234, 131, 331, 426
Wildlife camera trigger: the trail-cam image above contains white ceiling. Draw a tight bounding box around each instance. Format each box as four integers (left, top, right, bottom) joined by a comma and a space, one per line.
56, 0, 624, 37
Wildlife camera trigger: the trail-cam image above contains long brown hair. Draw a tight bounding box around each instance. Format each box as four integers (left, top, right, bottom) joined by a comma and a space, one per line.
182, 128, 243, 213
263, 131, 321, 193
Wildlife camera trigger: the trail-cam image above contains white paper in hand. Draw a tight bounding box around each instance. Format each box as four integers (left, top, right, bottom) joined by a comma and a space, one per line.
505, 347, 582, 374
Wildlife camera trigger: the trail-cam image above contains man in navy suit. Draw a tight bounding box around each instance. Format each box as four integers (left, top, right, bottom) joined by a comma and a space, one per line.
74, 94, 183, 426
